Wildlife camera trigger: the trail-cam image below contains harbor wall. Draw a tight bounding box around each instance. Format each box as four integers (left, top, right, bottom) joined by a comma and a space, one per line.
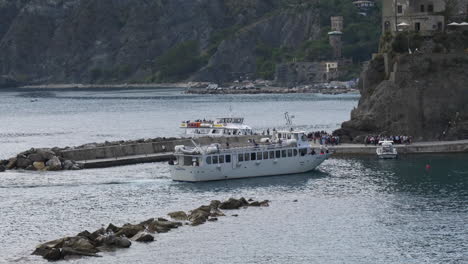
61, 135, 266, 161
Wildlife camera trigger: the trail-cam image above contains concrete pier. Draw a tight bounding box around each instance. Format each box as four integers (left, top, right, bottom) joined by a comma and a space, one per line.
73, 139, 468, 169
329, 140, 468, 156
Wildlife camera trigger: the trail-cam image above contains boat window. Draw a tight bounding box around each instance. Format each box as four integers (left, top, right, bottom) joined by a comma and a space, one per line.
244, 153, 250, 161
213, 156, 218, 164
275, 150, 281, 159
282, 150, 287, 158
219, 155, 224, 164
226, 155, 231, 163
293, 149, 298, 156
206, 156, 212, 164
238, 154, 244, 162
299, 148, 307, 156
257, 152, 263, 160
263, 152, 269, 159
270, 151, 275, 159
288, 149, 293, 157
251, 152, 256, 161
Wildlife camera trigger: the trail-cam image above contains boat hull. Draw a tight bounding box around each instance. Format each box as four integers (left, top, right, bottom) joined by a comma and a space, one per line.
170, 153, 330, 182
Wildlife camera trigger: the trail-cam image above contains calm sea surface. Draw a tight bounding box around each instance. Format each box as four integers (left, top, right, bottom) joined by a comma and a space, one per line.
0, 88, 466, 264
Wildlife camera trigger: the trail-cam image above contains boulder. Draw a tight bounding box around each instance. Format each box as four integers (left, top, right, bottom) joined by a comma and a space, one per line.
63, 160, 74, 170
46, 156, 62, 171
148, 220, 182, 233
131, 231, 155, 242
0, 165, 5, 172
114, 224, 145, 238
6, 158, 16, 169
16, 156, 32, 169
188, 209, 210, 226
33, 161, 45, 170
62, 236, 99, 254
139, 218, 154, 226
36, 149, 56, 160
168, 211, 187, 221
210, 200, 221, 209
207, 217, 218, 222
43, 248, 62, 261
219, 198, 246, 210
28, 153, 45, 162
105, 223, 120, 233
95, 234, 131, 248
25, 165, 35, 171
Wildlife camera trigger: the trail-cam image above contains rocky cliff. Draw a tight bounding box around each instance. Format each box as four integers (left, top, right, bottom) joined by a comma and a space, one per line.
0, 0, 323, 84
335, 53, 468, 142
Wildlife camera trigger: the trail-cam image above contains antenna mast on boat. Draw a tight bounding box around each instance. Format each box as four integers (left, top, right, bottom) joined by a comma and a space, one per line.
284, 112, 295, 130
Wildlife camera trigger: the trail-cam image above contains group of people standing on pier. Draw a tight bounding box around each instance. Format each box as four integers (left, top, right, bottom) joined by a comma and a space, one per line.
364, 135, 413, 145
307, 131, 340, 145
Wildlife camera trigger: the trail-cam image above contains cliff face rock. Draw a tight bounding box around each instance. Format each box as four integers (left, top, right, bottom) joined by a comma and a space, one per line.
336, 53, 468, 142
0, 0, 320, 84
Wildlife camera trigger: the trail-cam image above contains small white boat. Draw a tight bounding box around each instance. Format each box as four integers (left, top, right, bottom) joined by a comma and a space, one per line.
180, 117, 253, 137
169, 130, 331, 182
376, 140, 398, 159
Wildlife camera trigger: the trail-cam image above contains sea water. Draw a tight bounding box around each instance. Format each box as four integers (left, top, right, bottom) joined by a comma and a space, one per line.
0, 88, 466, 264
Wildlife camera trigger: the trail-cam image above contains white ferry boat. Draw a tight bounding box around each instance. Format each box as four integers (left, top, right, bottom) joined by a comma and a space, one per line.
376, 140, 398, 159
169, 130, 331, 182
180, 117, 253, 137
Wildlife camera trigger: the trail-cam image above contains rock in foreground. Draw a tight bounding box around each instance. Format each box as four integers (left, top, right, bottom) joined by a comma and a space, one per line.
33, 198, 269, 261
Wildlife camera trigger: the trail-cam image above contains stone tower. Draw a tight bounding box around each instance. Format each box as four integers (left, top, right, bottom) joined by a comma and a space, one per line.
329, 16, 343, 59
330, 16, 344, 31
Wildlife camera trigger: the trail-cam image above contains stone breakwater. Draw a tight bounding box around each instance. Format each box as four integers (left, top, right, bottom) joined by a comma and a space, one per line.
0, 136, 264, 172
32, 197, 270, 261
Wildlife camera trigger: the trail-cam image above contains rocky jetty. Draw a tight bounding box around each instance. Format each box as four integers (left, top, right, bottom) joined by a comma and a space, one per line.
335, 53, 468, 142
1, 148, 82, 172
32, 198, 269, 261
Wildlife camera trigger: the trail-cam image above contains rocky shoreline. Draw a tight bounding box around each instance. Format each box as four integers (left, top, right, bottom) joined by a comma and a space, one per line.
185, 86, 357, 95
32, 197, 270, 261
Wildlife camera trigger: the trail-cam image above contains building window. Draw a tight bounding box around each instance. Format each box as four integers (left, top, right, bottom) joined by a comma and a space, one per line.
415, 22, 421, 32
420, 5, 425, 12
437, 22, 443, 31
428, 4, 434, 12
397, 5, 403, 14
226, 155, 231, 163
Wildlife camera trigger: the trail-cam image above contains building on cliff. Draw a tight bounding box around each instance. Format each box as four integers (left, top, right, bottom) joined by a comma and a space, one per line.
382, 0, 446, 35
382, 0, 468, 35
353, 0, 376, 15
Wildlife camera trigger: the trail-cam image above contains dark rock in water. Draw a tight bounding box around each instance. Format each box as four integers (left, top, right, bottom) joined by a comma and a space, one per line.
25, 165, 35, 171
95, 234, 131, 248
207, 217, 218, 222
293, 199, 298, 202
232, 214, 239, 217
114, 224, 145, 238
131, 231, 155, 243
168, 211, 188, 221
6, 158, 16, 169
62, 236, 99, 254
28, 153, 45, 162
106, 223, 120, 233
157, 217, 168, 222
43, 248, 62, 261
63, 160, 74, 170
46, 156, 62, 171
219, 198, 245, 210
0, 165, 5, 172
139, 218, 154, 226
37, 149, 56, 161
16, 156, 32, 169
188, 208, 211, 226
210, 200, 221, 209
148, 220, 182, 233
